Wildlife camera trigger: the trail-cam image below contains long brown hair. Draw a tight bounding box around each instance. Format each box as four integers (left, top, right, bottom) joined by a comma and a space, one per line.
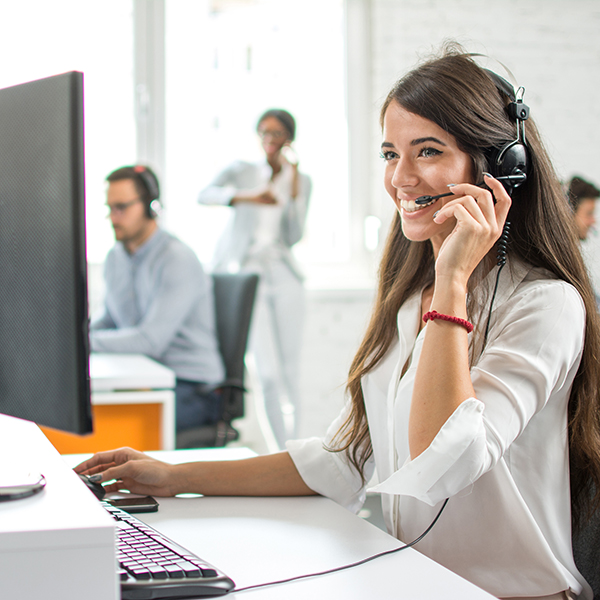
329, 44, 600, 528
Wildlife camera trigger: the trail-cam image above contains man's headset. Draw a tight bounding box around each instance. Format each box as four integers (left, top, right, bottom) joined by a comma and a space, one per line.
133, 165, 161, 219
484, 70, 530, 195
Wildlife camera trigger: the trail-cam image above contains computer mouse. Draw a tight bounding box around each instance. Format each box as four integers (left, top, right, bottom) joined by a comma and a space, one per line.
79, 474, 106, 500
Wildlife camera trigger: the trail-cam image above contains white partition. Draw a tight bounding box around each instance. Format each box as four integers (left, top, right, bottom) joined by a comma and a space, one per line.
0, 414, 117, 600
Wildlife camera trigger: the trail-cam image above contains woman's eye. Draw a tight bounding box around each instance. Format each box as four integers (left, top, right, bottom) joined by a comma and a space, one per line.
420, 147, 442, 158
380, 150, 398, 161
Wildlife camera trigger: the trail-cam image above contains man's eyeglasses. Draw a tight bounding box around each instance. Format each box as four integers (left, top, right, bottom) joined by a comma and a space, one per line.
106, 198, 141, 216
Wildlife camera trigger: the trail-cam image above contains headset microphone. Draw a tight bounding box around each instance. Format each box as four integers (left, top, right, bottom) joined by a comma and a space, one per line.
415, 174, 528, 206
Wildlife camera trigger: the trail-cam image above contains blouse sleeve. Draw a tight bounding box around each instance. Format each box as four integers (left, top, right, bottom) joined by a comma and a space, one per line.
370, 278, 586, 505
197, 162, 244, 207
286, 400, 374, 513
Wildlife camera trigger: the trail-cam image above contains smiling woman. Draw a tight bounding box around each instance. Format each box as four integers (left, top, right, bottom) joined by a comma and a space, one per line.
76, 45, 600, 600
327, 46, 600, 599
381, 105, 474, 249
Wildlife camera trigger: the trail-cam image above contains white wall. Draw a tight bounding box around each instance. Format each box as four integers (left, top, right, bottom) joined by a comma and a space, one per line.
294, 0, 600, 439
359, 0, 600, 288
298, 289, 374, 438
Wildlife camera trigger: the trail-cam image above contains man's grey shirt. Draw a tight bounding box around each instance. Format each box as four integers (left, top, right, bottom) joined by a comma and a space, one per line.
90, 228, 225, 384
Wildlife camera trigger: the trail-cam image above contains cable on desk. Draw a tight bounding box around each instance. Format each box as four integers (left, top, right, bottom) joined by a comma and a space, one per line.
234, 497, 449, 593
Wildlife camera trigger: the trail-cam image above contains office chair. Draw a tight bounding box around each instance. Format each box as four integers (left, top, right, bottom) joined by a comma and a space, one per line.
176, 272, 259, 448
572, 489, 600, 598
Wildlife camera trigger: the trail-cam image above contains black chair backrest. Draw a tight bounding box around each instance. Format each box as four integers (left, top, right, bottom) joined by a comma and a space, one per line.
573, 492, 600, 598
212, 273, 259, 421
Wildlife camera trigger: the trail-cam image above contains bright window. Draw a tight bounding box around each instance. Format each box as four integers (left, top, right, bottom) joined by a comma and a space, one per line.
163, 0, 349, 285
2, 1, 354, 286
0, 1, 137, 264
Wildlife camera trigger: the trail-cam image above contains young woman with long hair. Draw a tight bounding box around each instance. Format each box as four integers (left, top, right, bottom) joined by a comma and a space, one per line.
77, 46, 600, 599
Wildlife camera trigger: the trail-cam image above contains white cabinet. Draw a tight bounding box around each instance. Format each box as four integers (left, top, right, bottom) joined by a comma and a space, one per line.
0, 415, 117, 600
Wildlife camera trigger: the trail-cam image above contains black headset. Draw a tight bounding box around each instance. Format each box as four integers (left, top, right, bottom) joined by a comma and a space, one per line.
481, 70, 532, 344
133, 165, 161, 219
484, 70, 530, 196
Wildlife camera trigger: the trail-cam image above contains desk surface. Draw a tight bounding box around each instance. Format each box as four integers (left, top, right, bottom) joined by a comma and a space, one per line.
65, 449, 496, 600
90, 352, 176, 392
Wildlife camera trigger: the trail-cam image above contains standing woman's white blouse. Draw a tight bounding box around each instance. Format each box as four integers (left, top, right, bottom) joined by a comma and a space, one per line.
197, 159, 311, 277
287, 258, 591, 599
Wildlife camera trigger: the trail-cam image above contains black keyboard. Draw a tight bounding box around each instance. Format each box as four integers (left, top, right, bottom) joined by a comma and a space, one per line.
103, 501, 235, 599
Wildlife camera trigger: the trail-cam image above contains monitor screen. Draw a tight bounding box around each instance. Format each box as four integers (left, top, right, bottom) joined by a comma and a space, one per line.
0, 71, 92, 434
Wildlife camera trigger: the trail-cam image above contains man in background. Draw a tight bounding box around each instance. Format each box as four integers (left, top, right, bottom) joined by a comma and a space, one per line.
90, 165, 225, 436
568, 175, 600, 240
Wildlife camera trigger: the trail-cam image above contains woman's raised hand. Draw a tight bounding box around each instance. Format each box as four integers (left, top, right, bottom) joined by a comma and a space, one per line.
432, 173, 512, 285
280, 145, 299, 167
74, 447, 179, 497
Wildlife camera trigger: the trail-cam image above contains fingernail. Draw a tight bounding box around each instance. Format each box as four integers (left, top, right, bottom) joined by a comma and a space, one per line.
433, 210, 440, 219
483, 172, 493, 178
447, 183, 457, 187
88, 474, 102, 483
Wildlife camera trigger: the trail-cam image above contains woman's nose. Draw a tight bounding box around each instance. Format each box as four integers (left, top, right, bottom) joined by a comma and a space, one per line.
391, 157, 418, 189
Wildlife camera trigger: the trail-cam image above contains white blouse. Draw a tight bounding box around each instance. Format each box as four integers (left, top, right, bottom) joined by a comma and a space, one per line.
287, 259, 591, 599
197, 159, 311, 278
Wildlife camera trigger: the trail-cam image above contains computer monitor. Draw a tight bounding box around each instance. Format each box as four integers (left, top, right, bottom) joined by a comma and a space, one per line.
0, 71, 92, 435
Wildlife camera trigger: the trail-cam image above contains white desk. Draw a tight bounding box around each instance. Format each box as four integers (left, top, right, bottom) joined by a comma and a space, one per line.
64, 448, 497, 600
90, 353, 176, 450
0, 415, 117, 600
91, 352, 176, 392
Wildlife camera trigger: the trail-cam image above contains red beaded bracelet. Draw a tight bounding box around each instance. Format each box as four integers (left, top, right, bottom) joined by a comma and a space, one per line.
422, 310, 474, 333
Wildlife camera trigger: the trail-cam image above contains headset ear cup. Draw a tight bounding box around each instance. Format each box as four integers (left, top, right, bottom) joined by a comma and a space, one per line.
483, 70, 530, 195
132, 166, 160, 218
147, 199, 161, 219
139, 171, 160, 204
488, 140, 528, 192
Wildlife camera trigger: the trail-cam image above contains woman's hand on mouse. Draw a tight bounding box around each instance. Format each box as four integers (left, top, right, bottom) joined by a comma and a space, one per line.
74, 447, 179, 497
432, 173, 511, 286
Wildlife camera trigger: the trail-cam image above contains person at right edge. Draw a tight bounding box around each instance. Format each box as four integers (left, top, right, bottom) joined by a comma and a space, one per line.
567, 175, 600, 242
77, 45, 600, 599
197, 109, 312, 448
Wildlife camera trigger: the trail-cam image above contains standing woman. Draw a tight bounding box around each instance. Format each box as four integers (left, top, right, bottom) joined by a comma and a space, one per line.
198, 109, 312, 448
79, 47, 600, 599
